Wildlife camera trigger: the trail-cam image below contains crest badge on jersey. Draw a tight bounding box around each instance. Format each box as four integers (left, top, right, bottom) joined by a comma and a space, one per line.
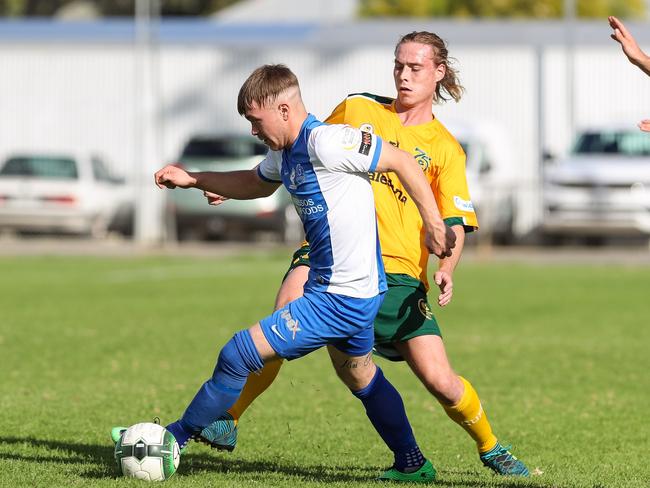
288, 164, 306, 190
414, 147, 431, 172
360, 123, 374, 133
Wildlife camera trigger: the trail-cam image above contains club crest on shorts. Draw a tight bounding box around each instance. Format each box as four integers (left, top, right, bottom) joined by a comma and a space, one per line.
417, 299, 433, 320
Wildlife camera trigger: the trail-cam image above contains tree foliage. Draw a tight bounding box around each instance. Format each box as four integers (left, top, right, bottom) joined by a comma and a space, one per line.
0, 0, 241, 17
359, 0, 644, 19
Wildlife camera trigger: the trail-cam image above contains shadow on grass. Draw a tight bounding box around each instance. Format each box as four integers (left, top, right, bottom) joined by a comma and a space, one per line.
0, 436, 555, 487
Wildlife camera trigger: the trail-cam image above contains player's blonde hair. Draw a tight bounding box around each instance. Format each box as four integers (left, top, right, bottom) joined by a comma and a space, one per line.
395, 31, 464, 103
237, 64, 301, 115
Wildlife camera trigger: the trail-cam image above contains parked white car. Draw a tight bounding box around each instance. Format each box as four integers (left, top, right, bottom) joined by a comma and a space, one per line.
0, 153, 134, 237
542, 127, 650, 242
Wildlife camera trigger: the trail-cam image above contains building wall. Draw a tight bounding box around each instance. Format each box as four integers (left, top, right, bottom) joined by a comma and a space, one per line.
1, 20, 649, 234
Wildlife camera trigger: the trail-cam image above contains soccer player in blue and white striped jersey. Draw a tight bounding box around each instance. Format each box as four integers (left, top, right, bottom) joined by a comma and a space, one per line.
147, 64, 455, 481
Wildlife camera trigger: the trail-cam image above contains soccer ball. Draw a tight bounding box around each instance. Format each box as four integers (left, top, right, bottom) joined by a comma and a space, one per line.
114, 422, 180, 481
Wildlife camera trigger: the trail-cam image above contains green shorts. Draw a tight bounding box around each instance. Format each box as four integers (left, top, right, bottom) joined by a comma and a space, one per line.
283, 245, 441, 362
373, 273, 441, 361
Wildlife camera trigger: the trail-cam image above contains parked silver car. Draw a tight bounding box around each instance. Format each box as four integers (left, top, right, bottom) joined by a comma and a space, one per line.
169, 135, 302, 243
542, 127, 650, 243
0, 153, 133, 237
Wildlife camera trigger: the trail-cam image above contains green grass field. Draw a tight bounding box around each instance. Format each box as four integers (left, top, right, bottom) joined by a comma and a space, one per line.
1, 250, 649, 487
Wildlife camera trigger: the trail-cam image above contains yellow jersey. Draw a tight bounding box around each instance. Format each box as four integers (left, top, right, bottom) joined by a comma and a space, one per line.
325, 92, 478, 290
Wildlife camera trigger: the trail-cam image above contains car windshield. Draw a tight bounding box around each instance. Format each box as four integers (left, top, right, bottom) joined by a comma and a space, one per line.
572, 131, 650, 157
181, 137, 267, 159
0, 156, 78, 179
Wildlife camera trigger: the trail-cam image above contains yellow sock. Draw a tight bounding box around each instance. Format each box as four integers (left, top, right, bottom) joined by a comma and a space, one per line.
442, 376, 498, 453
227, 358, 284, 422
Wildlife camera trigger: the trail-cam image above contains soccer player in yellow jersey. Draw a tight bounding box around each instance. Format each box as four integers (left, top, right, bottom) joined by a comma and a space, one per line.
200, 32, 529, 477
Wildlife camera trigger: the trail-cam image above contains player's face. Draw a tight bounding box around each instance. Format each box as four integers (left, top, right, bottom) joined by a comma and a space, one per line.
393, 42, 445, 109
244, 102, 286, 150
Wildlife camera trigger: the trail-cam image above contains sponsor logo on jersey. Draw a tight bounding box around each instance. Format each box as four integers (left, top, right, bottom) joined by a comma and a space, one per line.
414, 147, 431, 171
280, 309, 301, 339
341, 126, 361, 150
368, 171, 408, 204
358, 131, 372, 156
453, 195, 474, 212
417, 299, 433, 320
292, 196, 325, 217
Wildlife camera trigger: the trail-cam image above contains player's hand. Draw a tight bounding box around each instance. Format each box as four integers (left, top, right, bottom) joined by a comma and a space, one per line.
204, 191, 229, 206
609, 16, 647, 67
425, 221, 456, 259
433, 270, 453, 307
154, 164, 197, 189
639, 119, 650, 132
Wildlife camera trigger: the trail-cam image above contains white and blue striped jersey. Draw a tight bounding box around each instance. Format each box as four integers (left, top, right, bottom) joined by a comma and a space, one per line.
257, 114, 387, 299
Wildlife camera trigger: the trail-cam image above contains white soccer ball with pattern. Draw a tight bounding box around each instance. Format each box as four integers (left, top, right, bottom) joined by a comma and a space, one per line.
114, 422, 180, 481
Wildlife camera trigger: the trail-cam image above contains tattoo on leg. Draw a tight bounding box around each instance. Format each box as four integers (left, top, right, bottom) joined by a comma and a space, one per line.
339, 353, 372, 369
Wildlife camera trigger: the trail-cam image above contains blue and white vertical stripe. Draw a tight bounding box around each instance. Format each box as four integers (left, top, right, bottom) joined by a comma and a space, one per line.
257, 114, 386, 298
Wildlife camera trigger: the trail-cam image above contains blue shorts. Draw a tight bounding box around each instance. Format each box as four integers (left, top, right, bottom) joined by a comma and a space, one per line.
259, 290, 384, 360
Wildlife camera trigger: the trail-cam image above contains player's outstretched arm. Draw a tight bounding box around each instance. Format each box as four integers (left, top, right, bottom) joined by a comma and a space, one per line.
609, 16, 650, 76
154, 164, 280, 199
374, 143, 455, 258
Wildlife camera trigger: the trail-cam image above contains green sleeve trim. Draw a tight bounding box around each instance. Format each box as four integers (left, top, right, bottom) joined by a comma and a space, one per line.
444, 217, 475, 233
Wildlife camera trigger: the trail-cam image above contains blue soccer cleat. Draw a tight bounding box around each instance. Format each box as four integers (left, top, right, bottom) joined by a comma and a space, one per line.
197, 412, 238, 451
377, 459, 437, 483
480, 443, 529, 476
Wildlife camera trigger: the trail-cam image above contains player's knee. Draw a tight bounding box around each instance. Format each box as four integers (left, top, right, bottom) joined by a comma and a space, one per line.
350, 365, 382, 398
423, 371, 463, 404
213, 330, 264, 381
339, 361, 378, 391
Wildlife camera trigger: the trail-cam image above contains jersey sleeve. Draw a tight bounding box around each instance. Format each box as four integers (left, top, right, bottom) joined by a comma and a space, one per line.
324, 98, 347, 124
256, 149, 283, 183
434, 144, 479, 230
308, 124, 383, 173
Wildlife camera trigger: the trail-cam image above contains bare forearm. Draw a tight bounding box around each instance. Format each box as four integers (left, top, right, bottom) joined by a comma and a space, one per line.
438, 226, 465, 274
633, 54, 650, 76
192, 170, 274, 199
392, 162, 443, 230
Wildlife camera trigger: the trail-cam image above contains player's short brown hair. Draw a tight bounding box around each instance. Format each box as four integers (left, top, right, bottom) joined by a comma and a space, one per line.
396, 31, 464, 103
237, 64, 300, 115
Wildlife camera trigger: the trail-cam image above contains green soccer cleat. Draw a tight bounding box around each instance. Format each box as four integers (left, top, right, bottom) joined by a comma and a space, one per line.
377, 459, 437, 483
111, 426, 127, 445
480, 443, 529, 476
197, 412, 238, 452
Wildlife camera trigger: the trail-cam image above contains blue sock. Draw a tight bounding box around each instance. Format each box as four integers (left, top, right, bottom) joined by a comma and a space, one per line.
352, 367, 424, 472
166, 330, 264, 448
